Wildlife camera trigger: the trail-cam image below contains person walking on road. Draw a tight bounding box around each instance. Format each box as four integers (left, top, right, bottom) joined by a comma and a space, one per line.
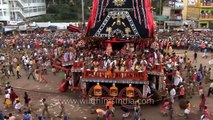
24, 92, 30, 107
23, 111, 31, 120
179, 85, 185, 99
2, 65, 9, 79
199, 94, 206, 111
105, 106, 113, 120
193, 52, 197, 63
34, 68, 40, 81
134, 109, 141, 120
206, 68, 211, 83
27, 66, 35, 80
0, 110, 3, 120
201, 106, 211, 120
57, 100, 65, 118
38, 115, 45, 120
16, 64, 21, 79
40, 70, 47, 83
41, 98, 50, 117
8, 113, 16, 120
8, 62, 15, 76
207, 82, 213, 97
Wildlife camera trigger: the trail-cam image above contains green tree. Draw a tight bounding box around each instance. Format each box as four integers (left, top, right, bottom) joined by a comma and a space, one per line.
152, 0, 167, 15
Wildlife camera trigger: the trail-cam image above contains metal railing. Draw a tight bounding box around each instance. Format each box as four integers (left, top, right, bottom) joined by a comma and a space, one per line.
9, 0, 27, 7
83, 69, 148, 81
11, 7, 26, 17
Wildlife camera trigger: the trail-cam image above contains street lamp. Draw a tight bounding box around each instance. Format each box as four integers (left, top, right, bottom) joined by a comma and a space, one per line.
159, 0, 162, 15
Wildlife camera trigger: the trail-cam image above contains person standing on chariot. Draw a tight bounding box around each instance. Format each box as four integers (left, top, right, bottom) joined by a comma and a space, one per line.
93, 59, 99, 76
170, 86, 176, 104
174, 71, 183, 88
106, 43, 112, 56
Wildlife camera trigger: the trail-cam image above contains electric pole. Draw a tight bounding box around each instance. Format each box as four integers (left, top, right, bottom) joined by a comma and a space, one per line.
82, 0, 85, 32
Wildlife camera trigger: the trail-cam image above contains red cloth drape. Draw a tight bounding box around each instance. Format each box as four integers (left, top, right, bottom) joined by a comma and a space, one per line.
86, 0, 98, 35
144, 0, 154, 37
67, 25, 81, 33
105, 38, 134, 43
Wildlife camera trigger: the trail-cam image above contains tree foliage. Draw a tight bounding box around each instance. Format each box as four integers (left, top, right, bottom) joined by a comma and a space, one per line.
38, 0, 164, 22
37, 0, 92, 22
152, 0, 167, 15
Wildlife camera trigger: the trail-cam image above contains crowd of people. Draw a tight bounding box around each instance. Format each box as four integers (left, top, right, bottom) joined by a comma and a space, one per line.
156, 31, 213, 53
1, 83, 68, 120
0, 29, 212, 120
0, 31, 80, 120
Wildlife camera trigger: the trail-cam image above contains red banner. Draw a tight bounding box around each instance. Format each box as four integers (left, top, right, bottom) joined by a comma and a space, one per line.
86, 0, 98, 35
144, 0, 154, 37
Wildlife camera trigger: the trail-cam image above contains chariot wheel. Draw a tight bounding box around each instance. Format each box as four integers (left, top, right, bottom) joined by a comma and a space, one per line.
118, 87, 143, 109
88, 85, 110, 97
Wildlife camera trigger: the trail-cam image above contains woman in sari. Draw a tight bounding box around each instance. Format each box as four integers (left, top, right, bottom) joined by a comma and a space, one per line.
10, 89, 18, 104
34, 68, 39, 81
40, 70, 47, 83
4, 91, 11, 108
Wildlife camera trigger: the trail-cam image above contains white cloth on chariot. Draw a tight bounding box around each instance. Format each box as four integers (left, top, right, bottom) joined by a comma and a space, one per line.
174, 75, 183, 86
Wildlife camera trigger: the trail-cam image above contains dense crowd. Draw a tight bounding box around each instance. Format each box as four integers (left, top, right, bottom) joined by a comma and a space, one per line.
156, 31, 213, 52
0, 30, 212, 120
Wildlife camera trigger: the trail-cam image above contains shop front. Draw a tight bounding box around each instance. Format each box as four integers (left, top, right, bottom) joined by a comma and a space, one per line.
164, 21, 183, 30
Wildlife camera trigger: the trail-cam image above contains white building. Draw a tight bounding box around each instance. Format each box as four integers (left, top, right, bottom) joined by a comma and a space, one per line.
0, 0, 46, 22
